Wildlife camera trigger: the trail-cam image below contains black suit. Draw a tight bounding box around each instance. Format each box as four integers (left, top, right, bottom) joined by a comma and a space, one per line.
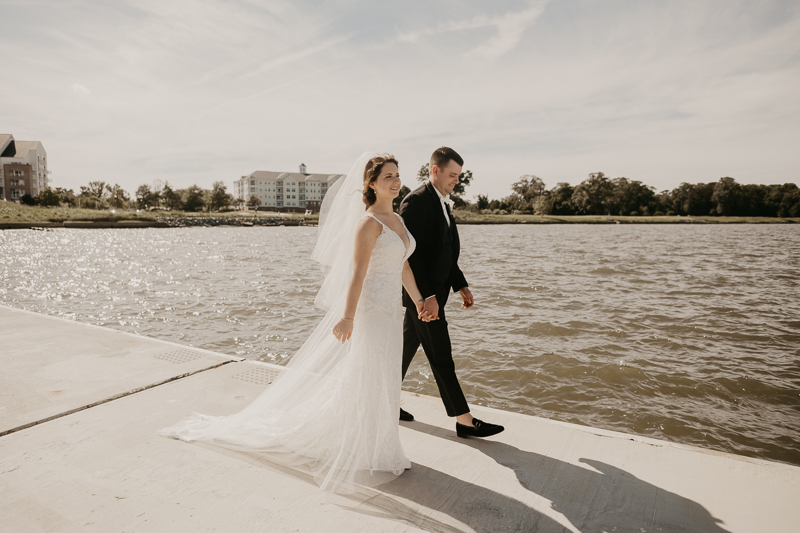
399, 181, 469, 417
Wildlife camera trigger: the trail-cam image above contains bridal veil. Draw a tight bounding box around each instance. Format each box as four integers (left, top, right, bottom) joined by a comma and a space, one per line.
158, 152, 409, 493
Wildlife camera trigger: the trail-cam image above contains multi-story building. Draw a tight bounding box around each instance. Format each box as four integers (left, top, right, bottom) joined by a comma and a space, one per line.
0, 134, 50, 201
234, 163, 343, 213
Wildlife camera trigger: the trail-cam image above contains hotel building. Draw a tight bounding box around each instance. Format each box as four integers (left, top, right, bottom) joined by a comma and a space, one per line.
0, 134, 50, 201
234, 163, 343, 213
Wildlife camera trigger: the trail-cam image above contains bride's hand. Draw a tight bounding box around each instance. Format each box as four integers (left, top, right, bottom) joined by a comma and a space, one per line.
416, 301, 433, 322
332, 319, 353, 343
421, 296, 439, 321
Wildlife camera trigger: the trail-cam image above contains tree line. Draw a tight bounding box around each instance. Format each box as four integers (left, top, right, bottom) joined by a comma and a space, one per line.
472, 173, 800, 218
386, 164, 799, 218
22, 181, 235, 212
18, 170, 800, 218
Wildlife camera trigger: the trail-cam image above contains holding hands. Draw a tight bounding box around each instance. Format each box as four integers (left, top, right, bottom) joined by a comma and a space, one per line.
415, 289, 473, 322
417, 297, 438, 322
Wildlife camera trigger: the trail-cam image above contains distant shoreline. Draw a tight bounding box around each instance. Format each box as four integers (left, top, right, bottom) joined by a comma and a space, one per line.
1, 203, 798, 229
2, 215, 799, 230
454, 213, 800, 224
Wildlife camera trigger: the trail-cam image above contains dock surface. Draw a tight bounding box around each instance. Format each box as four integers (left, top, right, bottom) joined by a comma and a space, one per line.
1, 304, 798, 532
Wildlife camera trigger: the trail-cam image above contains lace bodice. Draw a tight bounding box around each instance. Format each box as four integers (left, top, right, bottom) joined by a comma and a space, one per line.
358, 213, 415, 314
363, 213, 415, 272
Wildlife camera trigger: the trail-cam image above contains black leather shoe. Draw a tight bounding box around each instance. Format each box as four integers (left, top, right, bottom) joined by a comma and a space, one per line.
399, 408, 414, 422
456, 418, 504, 438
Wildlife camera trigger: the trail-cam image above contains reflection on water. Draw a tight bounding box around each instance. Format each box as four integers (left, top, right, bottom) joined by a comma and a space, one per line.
1, 224, 798, 466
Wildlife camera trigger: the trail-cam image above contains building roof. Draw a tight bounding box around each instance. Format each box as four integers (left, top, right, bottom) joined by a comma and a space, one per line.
243, 171, 343, 184
12, 141, 43, 158
0, 138, 45, 160
244, 171, 282, 182
0, 134, 13, 157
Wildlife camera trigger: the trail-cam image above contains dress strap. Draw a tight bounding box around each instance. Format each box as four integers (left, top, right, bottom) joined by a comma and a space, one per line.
363, 212, 388, 228
394, 212, 409, 229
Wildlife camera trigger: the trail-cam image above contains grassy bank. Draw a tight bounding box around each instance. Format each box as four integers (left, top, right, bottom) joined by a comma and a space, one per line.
454, 211, 800, 224
0, 202, 313, 223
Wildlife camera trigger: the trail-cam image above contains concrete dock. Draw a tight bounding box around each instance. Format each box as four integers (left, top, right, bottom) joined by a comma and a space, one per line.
1, 304, 798, 532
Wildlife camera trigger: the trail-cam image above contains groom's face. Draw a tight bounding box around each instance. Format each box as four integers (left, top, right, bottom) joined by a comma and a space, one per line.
432, 160, 462, 196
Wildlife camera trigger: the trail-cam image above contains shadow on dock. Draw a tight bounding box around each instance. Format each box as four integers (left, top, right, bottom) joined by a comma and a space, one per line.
354, 461, 563, 532
235, 449, 562, 532
380, 420, 733, 533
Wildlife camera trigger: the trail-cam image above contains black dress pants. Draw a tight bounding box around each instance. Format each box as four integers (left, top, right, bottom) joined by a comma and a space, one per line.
402, 303, 469, 417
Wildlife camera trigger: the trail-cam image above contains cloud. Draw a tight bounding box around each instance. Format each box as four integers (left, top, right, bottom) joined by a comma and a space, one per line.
396, 1, 550, 59
193, 65, 341, 120
239, 34, 353, 81
71, 83, 90, 94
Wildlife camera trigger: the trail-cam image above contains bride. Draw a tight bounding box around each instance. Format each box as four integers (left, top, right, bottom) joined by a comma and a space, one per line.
159, 153, 431, 494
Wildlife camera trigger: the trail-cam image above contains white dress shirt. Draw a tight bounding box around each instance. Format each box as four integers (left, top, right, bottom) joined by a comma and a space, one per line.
430, 181, 452, 227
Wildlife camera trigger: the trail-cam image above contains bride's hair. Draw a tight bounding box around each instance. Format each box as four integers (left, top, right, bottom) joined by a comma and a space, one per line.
362, 154, 399, 206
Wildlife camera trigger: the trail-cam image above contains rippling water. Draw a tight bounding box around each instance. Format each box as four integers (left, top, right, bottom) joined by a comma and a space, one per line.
1, 225, 798, 466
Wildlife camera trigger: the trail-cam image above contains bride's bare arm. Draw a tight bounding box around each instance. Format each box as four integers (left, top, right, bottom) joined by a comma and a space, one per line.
332, 217, 381, 343
402, 261, 431, 321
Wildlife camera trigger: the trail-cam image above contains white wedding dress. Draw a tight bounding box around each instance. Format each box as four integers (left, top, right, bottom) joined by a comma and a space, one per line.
159, 211, 415, 494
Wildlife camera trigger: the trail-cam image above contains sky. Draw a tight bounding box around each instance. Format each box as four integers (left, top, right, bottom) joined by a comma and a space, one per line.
1, 0, 799, 200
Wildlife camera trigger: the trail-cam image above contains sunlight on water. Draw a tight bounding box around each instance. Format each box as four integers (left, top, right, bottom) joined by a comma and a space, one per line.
1, 224, 798, 466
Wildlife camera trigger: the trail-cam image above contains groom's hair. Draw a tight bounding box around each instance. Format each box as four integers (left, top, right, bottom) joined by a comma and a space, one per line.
430, 147, 463, 173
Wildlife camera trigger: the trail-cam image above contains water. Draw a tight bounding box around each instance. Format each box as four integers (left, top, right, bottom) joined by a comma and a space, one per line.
1, 224, 798, 466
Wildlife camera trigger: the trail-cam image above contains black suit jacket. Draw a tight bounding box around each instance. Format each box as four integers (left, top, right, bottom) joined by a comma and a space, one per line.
399, 181, 468, 308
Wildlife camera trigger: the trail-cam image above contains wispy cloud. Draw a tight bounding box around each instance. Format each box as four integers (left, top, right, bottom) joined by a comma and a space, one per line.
239, 34, 353, 81
396, 1, 550, 59
71, 83, 91, 95
192, 65, 341, 120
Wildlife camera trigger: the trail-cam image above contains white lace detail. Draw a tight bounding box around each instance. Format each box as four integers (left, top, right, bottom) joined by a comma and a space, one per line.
358, 213, 415, 319
158, 212, 416, 494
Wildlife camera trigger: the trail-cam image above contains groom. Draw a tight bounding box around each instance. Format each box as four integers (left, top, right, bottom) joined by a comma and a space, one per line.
399, 147, 504, 439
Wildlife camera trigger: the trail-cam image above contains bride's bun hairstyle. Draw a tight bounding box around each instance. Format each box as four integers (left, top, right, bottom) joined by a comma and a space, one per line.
430, 146, 464, 173
362, 154, 399, 206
